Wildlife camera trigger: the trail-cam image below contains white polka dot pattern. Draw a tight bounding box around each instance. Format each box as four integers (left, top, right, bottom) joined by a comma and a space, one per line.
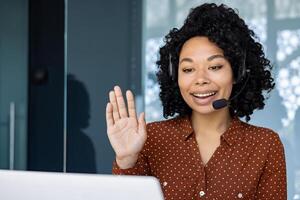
112, 116, 287, 200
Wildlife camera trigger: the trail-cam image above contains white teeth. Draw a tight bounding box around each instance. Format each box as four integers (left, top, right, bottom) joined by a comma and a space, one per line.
193, 92, 216, 97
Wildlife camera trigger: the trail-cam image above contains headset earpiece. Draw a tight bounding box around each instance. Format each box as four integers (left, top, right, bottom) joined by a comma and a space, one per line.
169, 54, 176, 80
236, 52, 249, 83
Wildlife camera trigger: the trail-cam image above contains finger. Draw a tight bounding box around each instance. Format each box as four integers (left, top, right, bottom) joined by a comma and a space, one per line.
106, 102, 114, 129
138, 112, 146, 135
114, 86, 128, 118
126, 90, 137, 119
109, 90, 120, 122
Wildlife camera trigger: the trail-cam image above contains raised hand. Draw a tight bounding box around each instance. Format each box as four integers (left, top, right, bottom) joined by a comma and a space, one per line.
106, 86, 147, 169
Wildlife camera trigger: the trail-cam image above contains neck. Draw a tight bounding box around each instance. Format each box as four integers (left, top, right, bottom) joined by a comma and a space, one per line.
191, 109, 232, 137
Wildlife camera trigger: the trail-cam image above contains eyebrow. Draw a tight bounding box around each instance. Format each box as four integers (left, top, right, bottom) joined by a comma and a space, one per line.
179, 54, 225, 64
207, 54, 225, 61
179, 58, 193, 64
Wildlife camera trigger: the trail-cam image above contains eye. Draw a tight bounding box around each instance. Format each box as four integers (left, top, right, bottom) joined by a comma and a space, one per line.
182, 68, 194, 73
208, 65, 223, 70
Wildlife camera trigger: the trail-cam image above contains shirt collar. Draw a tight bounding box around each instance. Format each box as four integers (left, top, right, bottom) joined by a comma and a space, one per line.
178, 115, 244, 146
178, 116, 194, 140
220, 117, 244, 146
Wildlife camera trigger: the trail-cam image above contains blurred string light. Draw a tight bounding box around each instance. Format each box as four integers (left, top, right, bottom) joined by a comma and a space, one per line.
277, 30, 300, 62
145, 38, 164, 122
276, 30, 300, 126
247, 18, 267, 45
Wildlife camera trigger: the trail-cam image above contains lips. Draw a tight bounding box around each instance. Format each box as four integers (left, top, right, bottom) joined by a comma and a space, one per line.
191, 91, 217, 98
190, 91, 217, 106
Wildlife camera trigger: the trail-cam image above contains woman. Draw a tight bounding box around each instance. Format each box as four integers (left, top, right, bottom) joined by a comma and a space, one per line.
106, 3, 287, 200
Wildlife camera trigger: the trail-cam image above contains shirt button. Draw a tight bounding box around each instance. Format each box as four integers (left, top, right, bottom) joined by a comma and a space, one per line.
237, 192, 243, 198
199, 191, 205, 197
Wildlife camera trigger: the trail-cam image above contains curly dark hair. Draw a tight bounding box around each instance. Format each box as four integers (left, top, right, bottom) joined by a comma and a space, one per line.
156, 3, 275, 121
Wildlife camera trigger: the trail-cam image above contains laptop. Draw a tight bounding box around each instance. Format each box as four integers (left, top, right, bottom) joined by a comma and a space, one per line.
0, 170, 164, 200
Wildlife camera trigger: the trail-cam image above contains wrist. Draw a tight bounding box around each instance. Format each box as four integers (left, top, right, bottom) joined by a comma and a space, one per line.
116, 154, 139, 169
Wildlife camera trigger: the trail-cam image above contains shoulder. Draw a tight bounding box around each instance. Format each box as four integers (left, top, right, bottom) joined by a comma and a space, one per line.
146, 116, 183, 131
240, 120, 284, 149
240, 122, 286, 175
145, 116, 187, 141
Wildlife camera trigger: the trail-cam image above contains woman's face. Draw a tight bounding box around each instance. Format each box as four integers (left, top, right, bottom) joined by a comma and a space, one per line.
178, 36, 234, 115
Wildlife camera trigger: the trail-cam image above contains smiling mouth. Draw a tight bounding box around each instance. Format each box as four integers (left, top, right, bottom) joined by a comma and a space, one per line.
191, 91, 217, 98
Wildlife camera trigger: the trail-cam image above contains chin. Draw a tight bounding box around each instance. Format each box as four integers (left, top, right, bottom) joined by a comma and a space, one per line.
190, 105, 217, 115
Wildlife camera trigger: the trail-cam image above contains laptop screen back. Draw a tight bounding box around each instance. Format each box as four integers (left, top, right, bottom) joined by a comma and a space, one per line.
0, 170, 164, 200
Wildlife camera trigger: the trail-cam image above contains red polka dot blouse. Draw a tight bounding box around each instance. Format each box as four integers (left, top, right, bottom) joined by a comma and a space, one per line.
112, 116, 287, 200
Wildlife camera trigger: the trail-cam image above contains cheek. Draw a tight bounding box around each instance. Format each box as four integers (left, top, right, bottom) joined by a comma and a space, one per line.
220, 77, 234, 95
178, 74, 193, 92
178, 82, 187, 98
210, 72, 234, 95
215, 68, 234, 87
177, 73, 185, 89
177, 77, 191, 101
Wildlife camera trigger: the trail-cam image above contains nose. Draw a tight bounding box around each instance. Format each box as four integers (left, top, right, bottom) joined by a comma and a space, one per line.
195, 68, 210, 86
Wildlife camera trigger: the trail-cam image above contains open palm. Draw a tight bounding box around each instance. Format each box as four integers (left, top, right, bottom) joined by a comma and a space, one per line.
106, 86, 147, 162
